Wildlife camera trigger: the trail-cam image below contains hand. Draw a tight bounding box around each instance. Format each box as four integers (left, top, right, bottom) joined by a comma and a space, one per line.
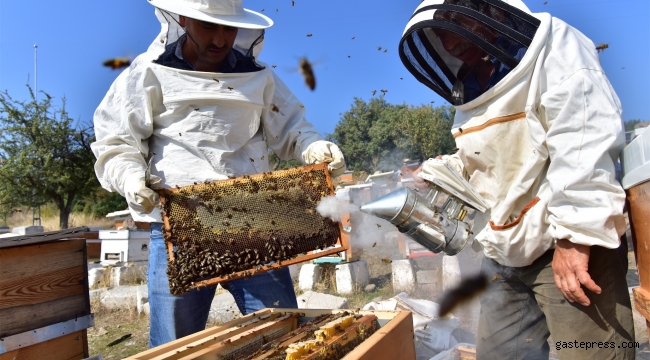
411, 156, 443, 190
124, 175, 160, 215
411, 166, 430, 190
552, 239, 601, 306
302, 140, 347, 177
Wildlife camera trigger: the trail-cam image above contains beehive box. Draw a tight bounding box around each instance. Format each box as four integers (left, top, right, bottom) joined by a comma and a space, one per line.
0, 227, 92, 360
159, 163, 348, 295
126, 308, 415, 360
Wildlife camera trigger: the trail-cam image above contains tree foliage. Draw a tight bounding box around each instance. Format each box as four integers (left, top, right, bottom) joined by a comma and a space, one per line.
0, 87, 97, 229
625, 119, 642, 132
326, 96, 456, 174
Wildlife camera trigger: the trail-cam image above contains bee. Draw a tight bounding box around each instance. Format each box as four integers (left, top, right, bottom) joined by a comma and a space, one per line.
400, 78, 403, 80
372, 90, 377, 96
273, 301, 280, 306
270, 104, 280, 112
348, 55, 351, 58
261, 155, 265, 160
229, 238, 235, 245
384, 49, 387, 53
423, 324, 428, 330
372, 242, 376, 247
292, 1, 295, 6
275, 8, 278, 12
261, 8, 264, 11
380, 89, 388, 94
272, 64, 277, 68
475, 152, 481, 155
377, 46, 382, 51
194, 108, 199, 111
438, 274, 488, 317
213, 78, 219, 82
492, 275, 499, 282
179, 132, 182, 136
381, 258, 392, 264
250, 157, 255, 162
102, 57, 130, 70
596, 44, 609, 53
458, 128, 463, 133
227, 86, 234, 91
306, 33, 313, 37
351, 36, 355, 40
298, 57, 316, 90
376, 224, 381, 228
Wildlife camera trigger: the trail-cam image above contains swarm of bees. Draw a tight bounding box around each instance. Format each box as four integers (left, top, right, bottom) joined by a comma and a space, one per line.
102, 58, 130, 70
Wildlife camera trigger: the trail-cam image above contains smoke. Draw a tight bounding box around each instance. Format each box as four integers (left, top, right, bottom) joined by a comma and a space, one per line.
317, 195, 396, 248
316, 196, 358, 222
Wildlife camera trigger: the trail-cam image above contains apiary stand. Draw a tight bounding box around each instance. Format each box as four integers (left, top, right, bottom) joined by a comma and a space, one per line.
0, 227, 93, 360
125, 308, 415, 360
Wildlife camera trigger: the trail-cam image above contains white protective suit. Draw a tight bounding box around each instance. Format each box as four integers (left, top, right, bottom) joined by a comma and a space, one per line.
401, 0, 626, 267
92, 9, 325, 223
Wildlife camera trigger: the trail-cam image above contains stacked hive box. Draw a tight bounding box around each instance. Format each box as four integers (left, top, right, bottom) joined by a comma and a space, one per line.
0, 227, 93, 360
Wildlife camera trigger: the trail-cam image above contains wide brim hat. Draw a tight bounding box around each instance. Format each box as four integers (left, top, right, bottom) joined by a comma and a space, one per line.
148, 0, 273, 29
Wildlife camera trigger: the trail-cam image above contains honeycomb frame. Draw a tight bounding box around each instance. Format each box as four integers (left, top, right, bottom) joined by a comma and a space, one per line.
158, 163, 347, 295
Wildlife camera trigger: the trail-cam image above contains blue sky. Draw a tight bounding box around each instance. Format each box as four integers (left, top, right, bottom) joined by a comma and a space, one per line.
1, 0, 648, 137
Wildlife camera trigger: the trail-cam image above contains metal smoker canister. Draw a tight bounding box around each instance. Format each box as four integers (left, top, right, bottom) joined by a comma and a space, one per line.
359, 187, 469, 255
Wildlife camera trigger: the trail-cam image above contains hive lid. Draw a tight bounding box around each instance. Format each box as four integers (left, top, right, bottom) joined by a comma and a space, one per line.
622, 127, 650, 189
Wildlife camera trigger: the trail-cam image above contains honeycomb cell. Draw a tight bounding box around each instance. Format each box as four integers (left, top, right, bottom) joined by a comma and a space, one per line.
160, 164, 341, 295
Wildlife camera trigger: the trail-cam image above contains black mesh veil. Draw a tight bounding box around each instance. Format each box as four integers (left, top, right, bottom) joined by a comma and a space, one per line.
399, 0, 540, 105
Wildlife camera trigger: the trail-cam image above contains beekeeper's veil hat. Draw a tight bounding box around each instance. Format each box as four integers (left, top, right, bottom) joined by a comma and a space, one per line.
399, 0, 540, 105
146, 0, 273, 60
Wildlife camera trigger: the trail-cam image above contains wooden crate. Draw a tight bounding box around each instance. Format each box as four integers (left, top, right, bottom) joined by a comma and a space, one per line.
628, 180, 650, 336
0, 227, 92, 359
126, 308, 415, 360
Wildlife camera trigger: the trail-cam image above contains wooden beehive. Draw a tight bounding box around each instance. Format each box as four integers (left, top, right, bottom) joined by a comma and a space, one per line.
0, 227, 93, 360
125, 308, 415, 360
159, 163, 348, 295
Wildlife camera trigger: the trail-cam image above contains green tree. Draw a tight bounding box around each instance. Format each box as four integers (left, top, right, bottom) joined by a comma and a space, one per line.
327, 97, 456, 174
625, 119, 641, 132
0, 86, 96, 229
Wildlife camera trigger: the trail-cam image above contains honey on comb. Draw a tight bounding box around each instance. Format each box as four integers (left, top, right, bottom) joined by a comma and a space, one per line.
160, 164, 339, 295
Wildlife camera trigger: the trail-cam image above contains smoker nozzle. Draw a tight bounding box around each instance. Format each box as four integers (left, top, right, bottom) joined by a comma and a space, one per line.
360, 187, 469, 255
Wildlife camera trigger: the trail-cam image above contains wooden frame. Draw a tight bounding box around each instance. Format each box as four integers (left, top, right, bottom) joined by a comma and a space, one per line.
158, 163, 349, 290
125, 308, 415, 360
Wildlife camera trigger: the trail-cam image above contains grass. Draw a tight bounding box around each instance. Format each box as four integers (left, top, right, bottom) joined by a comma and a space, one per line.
88, 298, 150, 359
4, 205, 114, 231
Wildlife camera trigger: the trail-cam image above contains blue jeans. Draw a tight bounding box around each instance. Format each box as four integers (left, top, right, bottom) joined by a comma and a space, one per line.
147, 223, 298, 347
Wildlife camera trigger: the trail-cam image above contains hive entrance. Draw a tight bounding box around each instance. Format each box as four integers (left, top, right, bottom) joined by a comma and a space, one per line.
160, 164, 343, 295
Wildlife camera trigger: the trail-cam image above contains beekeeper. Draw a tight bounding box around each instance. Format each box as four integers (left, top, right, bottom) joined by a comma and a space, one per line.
400, 0, 634, 358
91, 0, 346, 347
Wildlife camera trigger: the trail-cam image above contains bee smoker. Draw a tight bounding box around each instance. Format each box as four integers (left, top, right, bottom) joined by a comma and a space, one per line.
359, 160, 487, 255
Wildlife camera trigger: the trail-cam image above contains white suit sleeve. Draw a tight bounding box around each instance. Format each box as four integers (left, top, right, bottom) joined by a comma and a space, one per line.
262, 70, 322, 161
541, 68, 626, 248
90, 63, 161, 196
